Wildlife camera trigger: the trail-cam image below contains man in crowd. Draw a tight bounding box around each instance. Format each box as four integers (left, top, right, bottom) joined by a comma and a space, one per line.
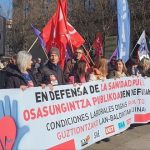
63, 47, 84, 83
0, 60, 4, 70
34, 58, 42, 70
38, 47, 65, 86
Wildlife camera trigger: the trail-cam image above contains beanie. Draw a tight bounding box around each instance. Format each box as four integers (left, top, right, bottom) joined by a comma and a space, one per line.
48, 47, 60, 57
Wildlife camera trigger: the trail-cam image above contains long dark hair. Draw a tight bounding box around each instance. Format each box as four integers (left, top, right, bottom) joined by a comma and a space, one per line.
76, 60, 86, 77
115, 59, 127, 74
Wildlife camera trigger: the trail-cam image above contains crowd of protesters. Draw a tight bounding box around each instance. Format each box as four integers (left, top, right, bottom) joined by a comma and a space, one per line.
0, 47, 150, 143
0, 47, 150, 90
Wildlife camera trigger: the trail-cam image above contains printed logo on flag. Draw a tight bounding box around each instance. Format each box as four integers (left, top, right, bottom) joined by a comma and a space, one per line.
139, 39, 147, 53
105, 125, 115, 135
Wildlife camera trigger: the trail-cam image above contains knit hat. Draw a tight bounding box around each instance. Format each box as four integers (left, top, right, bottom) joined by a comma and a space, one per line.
48, 47, 60, 57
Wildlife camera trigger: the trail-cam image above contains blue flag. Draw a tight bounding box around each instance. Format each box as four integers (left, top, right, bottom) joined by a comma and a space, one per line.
0, 0, 12, 20
31, 24, 45, 49
117, 0, 130, 62
137, 31, 149, 60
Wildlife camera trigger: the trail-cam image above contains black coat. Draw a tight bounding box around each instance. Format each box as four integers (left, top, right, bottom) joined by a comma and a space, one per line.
37, 61, 65, 85
5, 64, 38, 89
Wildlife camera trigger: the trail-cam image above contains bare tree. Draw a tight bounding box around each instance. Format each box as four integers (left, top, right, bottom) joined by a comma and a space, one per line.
11, 0, 150, 53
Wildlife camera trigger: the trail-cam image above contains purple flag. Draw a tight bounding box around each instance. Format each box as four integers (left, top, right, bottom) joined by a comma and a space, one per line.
109, 48, 117, 62
31, 24, 45, 49
65, 45, 72, 62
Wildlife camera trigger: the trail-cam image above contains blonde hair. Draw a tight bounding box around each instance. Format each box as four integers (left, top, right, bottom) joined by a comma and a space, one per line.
140, 58, 150, 72
16, 51, 32, 72
96, 57, 108, 77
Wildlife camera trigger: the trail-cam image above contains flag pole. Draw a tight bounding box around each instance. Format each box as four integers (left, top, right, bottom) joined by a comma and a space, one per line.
42, 48, 49, 60
82, 45, 95, 66
27, 37, 49, 59
88, 45, 93, 53
130, 42, 138, 57
59, 0, 74, 54
27, 38, 38, 53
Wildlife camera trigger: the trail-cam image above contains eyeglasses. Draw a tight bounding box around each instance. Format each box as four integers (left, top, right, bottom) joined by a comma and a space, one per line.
111, 59, 115, 61
76, 52, 82, 54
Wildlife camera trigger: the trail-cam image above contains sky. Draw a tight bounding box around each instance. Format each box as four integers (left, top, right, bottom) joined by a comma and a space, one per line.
0, 0, 12, 20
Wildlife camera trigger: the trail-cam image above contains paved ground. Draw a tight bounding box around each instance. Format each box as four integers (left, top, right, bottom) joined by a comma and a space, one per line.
85, 123, 150, 150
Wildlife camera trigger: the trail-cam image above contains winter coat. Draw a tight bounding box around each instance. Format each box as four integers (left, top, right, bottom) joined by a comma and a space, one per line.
5, 64, 37, 89
63, 59, 77, 82
38, 61, 65, 86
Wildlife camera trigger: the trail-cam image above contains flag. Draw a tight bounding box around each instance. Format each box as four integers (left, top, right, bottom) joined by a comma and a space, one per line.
31, 24, 46, 49
92, 32, 103, 56
137, 30, 146, 44
40, 0, 85, 53
66, 22, 85, 50
54, 0, 68, 68
65, 45, 72, 61
137, 30, 149, 60
62, 0, 67, 16
117, 0, 130, 62
40, 10, 58, 53
40, 0, 68, 69
109, 48, 117, 62
40, 0, 85, 69
60, 0, 85, 51
40, 0, 68, 53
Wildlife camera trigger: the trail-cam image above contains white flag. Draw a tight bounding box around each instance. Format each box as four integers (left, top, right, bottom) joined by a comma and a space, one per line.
137, 30, 149, 60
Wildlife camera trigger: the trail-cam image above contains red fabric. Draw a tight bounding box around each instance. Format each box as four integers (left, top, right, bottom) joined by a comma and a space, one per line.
41, 0, 68, 69
62, 0, 67, 16
48, 139, 75, 150
81, 54, 90, 68
41, 0, 68, 50
134, 113, 150, 122
67, 22, 85, 50
41, 16, 56, 53
40, 0, 85, 69
92, 32, 103, 56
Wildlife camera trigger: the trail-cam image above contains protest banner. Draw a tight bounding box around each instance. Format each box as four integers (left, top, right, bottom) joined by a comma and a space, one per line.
0, 77, 150, 149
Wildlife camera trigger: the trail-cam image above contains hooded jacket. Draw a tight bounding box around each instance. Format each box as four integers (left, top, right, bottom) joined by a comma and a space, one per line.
5, 64, 37, 89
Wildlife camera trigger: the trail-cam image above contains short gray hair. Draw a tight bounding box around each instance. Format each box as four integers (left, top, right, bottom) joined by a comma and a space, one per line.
17, 51, 32, 72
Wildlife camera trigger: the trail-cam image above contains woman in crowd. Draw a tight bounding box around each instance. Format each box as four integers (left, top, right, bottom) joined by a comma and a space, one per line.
93, 57, 108, 80
107, 59, 128, 79
108, 56, 116, 72
68, 60, 90, 84
139, 58, 150, 77
91, 57, 110, 143
5, 51, 37, 89
127, 58, 141, 76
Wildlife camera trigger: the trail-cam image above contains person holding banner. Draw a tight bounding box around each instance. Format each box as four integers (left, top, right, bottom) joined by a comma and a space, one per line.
93, 57, 108, 80
38, 47, 65, 86
139, 58, 150, 77
5, 51, 37, 89
127, 58, 141, 76
67, 60, 90, 84
107, 59, 128, 79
